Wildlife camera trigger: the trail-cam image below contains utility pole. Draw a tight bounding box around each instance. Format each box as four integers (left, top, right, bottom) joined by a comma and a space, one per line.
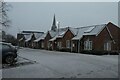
57, 21, 60, 35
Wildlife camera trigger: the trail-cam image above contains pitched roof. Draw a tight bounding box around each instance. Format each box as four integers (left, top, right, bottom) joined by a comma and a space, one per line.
34, 33, 44, 39
72, 24, 106, 40
22, 31, 44, 34
49, 27, 68, 41
20, 31, 44, 42
25, 34, 33, 42
49, 30, 57, 38
34, 33, 47, 42
49, 27, 78, 41
24, 33, 31, 40
83, 24, 106, 36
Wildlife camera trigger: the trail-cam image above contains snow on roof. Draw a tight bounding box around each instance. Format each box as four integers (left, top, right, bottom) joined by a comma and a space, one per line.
49, 35, 58, 41
25, 34, 33, 42
49, 27, 68, 41
72, 27, 90, 40
19, 37, 24, 41
24, 34, 31, 40
34, 33, 44, 39
22, 30, 43, 33
84, 27, 95, 33
49, 30, 57, 38
21, 31, 44, 42
49, 27, 79, 41
34, 33, 47, 42
72, 24, 106, 40
69, 27, 79, 36
83, 24, 106, 36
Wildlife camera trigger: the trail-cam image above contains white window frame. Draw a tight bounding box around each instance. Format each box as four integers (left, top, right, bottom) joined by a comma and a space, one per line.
84, 40, 92, 50
47, 41, 50, 48
89, 41, 92, 50
57, 42, 59, 48
59, 42, 62, 49
104, 41, 111, 51
57, 42, 62, 49
66, 40, 70, 48
41, 42, 44, 48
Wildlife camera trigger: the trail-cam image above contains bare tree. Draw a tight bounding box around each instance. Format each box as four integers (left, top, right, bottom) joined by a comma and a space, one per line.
0, 1, 11, 28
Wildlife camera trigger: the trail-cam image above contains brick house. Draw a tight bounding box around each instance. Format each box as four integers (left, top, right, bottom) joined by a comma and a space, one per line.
17, 33, 32, 47
44, 30, 57, 50
43, 14, 58, 50
25, 33, 36, 48
72, 22, 120, 53
33, 33, 46, 49
31, 32, 44, 48
49, 27, 78, 52
17, 31, 44, 48
49, 27, 68, 50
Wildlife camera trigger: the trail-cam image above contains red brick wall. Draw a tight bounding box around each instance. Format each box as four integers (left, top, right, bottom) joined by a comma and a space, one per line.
80, 23, 120, 52
55, 29, 75, 51
72, 22, 120, 53
62, 29, 75, 49
106, 22, 120, 52
94, 27, 111, 51
44, 32, 51, 50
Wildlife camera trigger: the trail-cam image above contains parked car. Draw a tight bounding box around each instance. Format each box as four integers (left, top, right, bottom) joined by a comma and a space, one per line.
0, 42, 18, 64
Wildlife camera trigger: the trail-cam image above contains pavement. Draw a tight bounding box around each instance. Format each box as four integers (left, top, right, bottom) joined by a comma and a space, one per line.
1, 48, 119, 78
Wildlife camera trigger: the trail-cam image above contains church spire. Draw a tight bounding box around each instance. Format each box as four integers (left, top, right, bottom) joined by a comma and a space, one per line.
51, 14, 57, 31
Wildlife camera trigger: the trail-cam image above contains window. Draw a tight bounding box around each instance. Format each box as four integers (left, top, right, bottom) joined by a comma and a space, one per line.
57, 42, 59, 48
66, 40, 70, 48
41, 42, 44, 48
50, 43, 52, 47
104, 41, 111, 51
57, 42, 62, 49
72, 43, 75, 47
59, 42, 62, 48
84, 40, 92, 50
47, 41, 50, 48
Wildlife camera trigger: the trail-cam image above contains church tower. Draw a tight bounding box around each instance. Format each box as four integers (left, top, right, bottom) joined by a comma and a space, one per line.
51, 14, 57, 31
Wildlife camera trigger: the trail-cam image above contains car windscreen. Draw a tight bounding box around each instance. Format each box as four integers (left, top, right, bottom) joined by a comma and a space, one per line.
2, 44, 11, 50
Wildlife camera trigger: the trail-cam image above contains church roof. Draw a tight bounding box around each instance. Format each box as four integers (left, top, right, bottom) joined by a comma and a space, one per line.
51, 14, 57, 31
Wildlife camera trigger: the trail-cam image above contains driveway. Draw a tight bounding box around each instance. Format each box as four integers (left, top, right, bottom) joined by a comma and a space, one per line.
2, 48, 118, 78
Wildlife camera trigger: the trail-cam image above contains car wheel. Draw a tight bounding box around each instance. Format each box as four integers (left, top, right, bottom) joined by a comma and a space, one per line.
5, 55, 14, 64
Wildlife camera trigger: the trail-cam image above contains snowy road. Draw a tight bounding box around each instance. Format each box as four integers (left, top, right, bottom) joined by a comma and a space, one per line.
2, 48, 118, 78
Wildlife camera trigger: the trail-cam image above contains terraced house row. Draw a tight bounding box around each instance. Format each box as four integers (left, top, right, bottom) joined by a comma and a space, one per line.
17, 15, 120, 54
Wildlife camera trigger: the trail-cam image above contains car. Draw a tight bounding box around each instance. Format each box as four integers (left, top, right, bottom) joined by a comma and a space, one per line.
0, 42, 18, 64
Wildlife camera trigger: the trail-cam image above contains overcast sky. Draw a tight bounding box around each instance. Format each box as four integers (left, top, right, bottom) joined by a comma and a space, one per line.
6, 2, 118, 37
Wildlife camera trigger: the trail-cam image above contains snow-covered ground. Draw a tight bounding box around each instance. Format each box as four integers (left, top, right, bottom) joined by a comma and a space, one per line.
2, 48, 118, 78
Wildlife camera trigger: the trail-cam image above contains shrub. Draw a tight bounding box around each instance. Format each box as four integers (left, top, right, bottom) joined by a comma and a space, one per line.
109, 52, 119, 55
59, 48, 71, 52
80, 50, 108, 55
